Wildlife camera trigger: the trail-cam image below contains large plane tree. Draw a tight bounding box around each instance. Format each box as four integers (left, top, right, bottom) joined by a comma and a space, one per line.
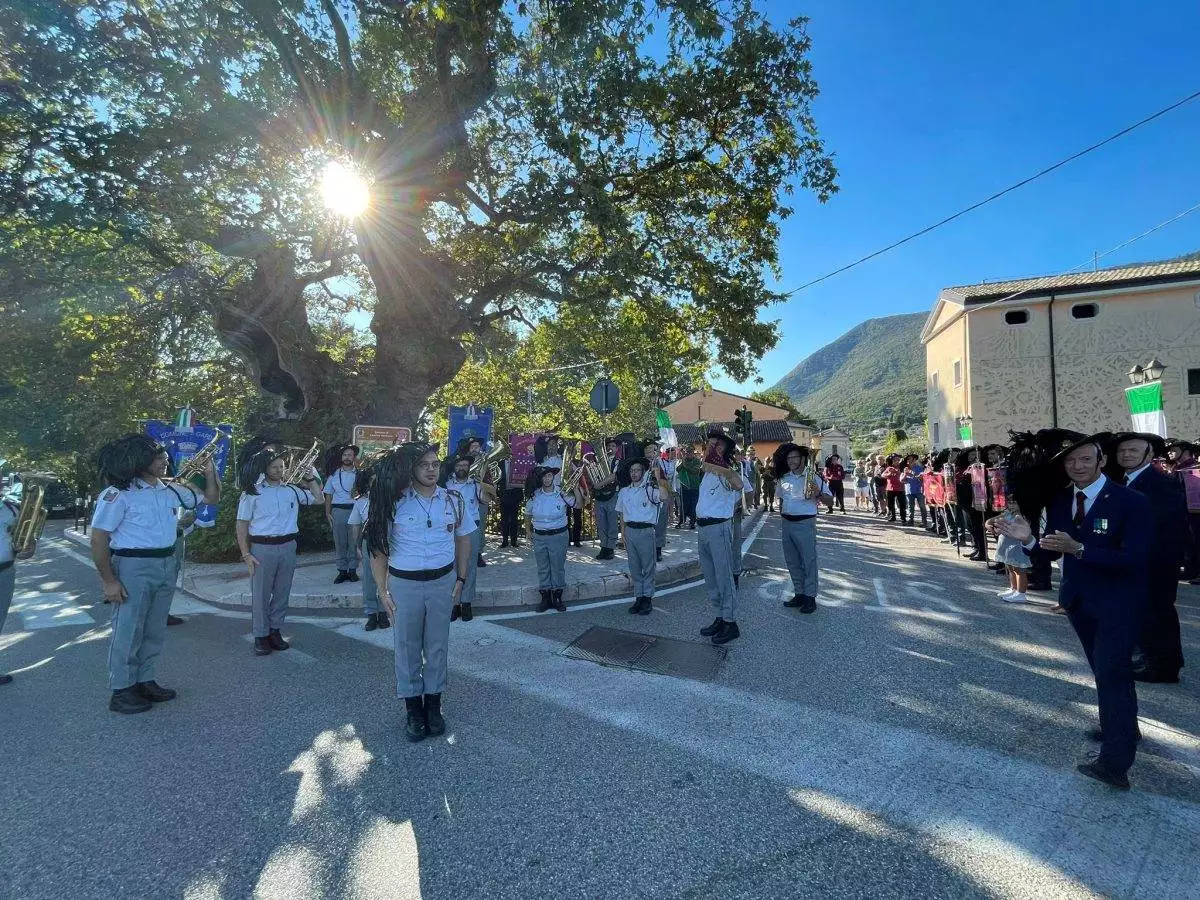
2, 0, 837, 429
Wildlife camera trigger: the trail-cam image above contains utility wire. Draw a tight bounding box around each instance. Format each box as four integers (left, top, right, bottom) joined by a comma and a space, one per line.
783, 88, 1200, 297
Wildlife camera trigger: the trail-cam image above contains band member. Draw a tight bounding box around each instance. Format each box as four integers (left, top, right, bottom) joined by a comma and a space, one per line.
323, 444, 360, 583
537, 435, 564, 480
236, 445, 323, 657
996, 433, 1151, 789
497, 455, 524, 548
696, 428, 744, 645
465, 437, 491, 566
89, 435, 220, 713
643, 438, 674, 562
1112, 432, 1187, 683
591, 437, 620, 560
446, 452, 496, 622
774, 443, 833, 612
1166, 439, 1200, 582
348, 467, 390, 632
365, 443, 475, 742
0, 490, 38, 685
525, 466, 583, 612
618, 456, 663, 615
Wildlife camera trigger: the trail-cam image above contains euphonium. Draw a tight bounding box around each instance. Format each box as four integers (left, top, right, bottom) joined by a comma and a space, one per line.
469, 440, 510, 483
283, 440, 321, 485
13, 482, 47, 556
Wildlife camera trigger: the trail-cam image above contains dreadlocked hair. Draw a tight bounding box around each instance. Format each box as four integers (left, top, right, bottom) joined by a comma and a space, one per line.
526, 466, 553, 499
932, 448, 952, 469
617, 457, 650, 488
365, 443, 438, 559
239, 446, 286, 495
96, 434, 162, 490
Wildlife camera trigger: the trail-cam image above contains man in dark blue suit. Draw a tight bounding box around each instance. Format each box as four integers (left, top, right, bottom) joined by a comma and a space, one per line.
1113, 432, 1187, 683
998, 433, 1151, 790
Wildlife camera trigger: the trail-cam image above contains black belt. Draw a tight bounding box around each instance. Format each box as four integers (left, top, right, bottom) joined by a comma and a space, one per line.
625, 521, 653, 529
388, 562, 454, 581
249, 533, 299, 545
782, 513, 815, 522
534, 526, 567, 536
331, 503, 354, 510
112, 545, 176, 558
0, 559, 12, 572
696, 517, 730, 527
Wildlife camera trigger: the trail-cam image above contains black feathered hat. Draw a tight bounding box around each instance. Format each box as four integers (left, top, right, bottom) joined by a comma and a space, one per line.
1110, 432, 1167, 458
705, 426, 736, 460
363, 443, 441, 558
525, 465, 557, 498
239, 445, 288, 495
772, 442, 808, 476
1165, 438, 1200, 457
1049, 432, 1112, 465
96, 434, 165, 490
618, 456, 651, 487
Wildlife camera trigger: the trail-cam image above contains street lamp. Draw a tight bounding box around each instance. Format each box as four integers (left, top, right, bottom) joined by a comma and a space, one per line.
1126, 365, 1145, 385
1144, 357, 1166, 382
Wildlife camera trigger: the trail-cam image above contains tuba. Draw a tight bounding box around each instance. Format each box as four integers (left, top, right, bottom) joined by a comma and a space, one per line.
13, 482, 48, 556
282, 440, 321, 485
469, 439, 510, 484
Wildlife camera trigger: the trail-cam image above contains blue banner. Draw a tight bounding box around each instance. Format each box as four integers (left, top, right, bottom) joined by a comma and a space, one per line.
448, 405, 494, 456
145, 420, 234, 528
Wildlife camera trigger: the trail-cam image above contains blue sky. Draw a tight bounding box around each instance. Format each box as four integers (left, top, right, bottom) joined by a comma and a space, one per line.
711, 0, 1200, 395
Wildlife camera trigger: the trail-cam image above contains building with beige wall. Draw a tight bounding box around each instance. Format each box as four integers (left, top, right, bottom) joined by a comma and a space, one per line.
664, 388, 791, 427
923, 257, 1200, 448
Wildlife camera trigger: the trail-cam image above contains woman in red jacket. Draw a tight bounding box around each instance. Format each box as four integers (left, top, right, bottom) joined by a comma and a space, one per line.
823, 454, 846, 513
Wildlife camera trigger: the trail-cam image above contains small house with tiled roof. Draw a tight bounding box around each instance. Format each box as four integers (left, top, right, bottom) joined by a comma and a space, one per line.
922, 254, 1200, 447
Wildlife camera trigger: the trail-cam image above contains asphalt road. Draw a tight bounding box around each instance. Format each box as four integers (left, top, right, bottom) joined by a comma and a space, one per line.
1, 515, 1198, 899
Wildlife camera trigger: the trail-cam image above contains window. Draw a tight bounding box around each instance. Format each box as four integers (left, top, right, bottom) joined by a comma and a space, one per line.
932, 422, 940, 445
931, 371, 939, 390
953, 360, 962, 386
1188, 368, 1200, 396
1071, 303, 1098, 319
1004, 309, 1029, 325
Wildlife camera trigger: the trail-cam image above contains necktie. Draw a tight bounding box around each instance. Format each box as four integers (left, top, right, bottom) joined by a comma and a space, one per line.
1073, 491, 1086, 526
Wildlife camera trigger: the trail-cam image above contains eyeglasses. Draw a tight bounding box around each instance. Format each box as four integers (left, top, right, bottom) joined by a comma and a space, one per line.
415, 461, 441, 470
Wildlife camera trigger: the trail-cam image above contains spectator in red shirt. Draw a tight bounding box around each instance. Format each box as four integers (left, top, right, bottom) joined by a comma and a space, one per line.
882, 455, 907, 523
823, 455, 846, 513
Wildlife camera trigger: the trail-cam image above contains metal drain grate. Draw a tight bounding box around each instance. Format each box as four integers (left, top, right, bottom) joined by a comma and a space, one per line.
561, 626, 726, 681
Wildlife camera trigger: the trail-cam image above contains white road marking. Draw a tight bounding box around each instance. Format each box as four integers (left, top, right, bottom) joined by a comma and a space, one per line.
12, 592, 95, 630
872, 578, 890, 609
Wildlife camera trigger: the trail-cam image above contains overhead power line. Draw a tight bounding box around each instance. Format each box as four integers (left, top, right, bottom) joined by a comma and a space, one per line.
783, 87, 1200, 297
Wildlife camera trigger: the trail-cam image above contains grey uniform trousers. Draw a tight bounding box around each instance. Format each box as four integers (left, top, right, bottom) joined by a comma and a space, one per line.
331, 506, 355, 571
698, 519, 737, 620
594, 495, 618, 549
477, 500, 489, 543
781, 516, 819, 598
461, 525, 482, 606
731, 511, 744, 575
625, 526, 657, 597
251, 541, 298, 637
389, 570, 454, 698
655, 501, 669, 549
0, 563, 14, 642
532, 529, 569, 590
360, 538, 379, 614
107, 554, 175, 690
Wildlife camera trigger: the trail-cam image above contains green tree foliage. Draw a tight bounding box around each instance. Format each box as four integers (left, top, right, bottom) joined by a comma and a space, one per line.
3, 0, 838, 432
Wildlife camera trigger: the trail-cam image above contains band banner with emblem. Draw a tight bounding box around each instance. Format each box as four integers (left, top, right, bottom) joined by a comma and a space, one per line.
448, 405, 494, 455
923, 471, 945, 506
987, 467, 1007, 510
145, 414, 233, 528
352, 425, 411, 457
1178, 468, 1200, 512
508, 432, 538, 488
969, 463, 988, 512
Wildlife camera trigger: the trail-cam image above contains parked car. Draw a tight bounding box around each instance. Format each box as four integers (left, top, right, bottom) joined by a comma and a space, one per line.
42, 480, 79, 518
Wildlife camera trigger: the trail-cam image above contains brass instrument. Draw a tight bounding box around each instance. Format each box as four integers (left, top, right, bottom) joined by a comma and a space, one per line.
13, 482, 47, 556
802, 456, 818, 499
170, 431, 223, 484
561, 459, 587, 495
282, 440, 321, 485
469, 440, 510, 484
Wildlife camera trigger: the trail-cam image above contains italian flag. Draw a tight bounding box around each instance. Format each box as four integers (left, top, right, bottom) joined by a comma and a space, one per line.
1126, 381, 1167, 437
957, 421, 973, 445
175, 406, 195, 431
655, 409, 678, 449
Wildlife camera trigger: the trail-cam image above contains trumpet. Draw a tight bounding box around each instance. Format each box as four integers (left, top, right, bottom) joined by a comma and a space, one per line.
13, 482, 47, 556
561, 460, 587, 495
169, 431, 223, 484
282, 440, 321, 485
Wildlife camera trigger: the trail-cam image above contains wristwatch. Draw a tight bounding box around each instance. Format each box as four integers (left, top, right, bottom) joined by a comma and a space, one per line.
1072, 544, 1084, 559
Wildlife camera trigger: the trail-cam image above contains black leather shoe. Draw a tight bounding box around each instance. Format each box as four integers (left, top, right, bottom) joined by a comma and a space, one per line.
0, 673, 12, 686
656, 548, 663, 562
700, 617, 725, 637
629, 596, 645, 614
405, 697, 427, 742
424, 693, 446, 736
711, 620, 740, 645
595, 548, 615, 560
733, 573, 740, 589
334, 570, 349, 584
552, 589, 566, 612
253, 637, 273, 656
1133, 668, 1180, 683
377, 611, 391, 629
500, 540, 510, 548
460, 603, 474, 622
347, 570, 360, 582
365, 613, 379, 632
137, 681, 177, 702
477, 557, 488, 568
638, 596, 652, 615
450, 603, 461, 622
166, 614, 184, 626
783, 595, 803, 608
1076, 760, 1130, 790
268, 629, 290, 651
109, 687, 152, 714
799, 595, 817, 614
537, 589, 552, 613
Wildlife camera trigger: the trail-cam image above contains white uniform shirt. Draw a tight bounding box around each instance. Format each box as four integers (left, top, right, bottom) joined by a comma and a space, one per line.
446, 477, 483, 525
323, 468, 356, 505
695, 471, 741, 520
0, 501, 16, 564
347, 496, 370, 528
616, 477, 661, 524
776, 471, 830, 517
236, 483, 318, 536
525, 488, 576, 530
91, 479, 204, 549
387, 487, 476, 571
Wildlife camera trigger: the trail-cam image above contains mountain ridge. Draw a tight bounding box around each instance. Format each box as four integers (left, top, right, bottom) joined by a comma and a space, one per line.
772, 311, 927, 427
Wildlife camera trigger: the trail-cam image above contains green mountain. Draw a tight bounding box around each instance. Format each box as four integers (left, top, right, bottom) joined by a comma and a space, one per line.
772, 311, 928, 426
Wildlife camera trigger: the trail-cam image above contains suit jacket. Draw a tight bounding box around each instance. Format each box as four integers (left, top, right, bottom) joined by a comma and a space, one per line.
1043, 479, 1151, 618
1125, 466, 1188, 572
